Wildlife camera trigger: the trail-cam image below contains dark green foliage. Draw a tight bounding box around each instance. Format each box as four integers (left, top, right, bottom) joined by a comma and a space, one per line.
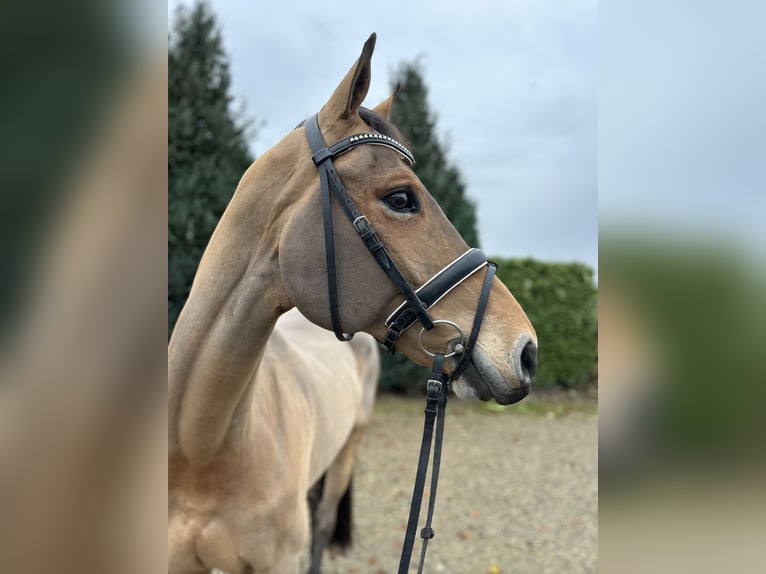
379, 351, 431, 395
380, 60, 481, 392
168, 1, 253, 335
495, 258, 598, 388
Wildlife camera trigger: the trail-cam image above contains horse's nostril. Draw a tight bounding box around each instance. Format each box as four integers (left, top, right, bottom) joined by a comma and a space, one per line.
520, 341, 538, 381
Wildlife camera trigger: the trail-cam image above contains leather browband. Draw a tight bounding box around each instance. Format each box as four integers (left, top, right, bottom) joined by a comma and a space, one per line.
315, 132, 414, 167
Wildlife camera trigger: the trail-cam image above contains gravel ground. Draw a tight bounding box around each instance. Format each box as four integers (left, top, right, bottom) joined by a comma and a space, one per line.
322, 393, 598, 574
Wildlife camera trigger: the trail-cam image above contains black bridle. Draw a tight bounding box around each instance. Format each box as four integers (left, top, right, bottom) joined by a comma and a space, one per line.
305, 113, 497, 573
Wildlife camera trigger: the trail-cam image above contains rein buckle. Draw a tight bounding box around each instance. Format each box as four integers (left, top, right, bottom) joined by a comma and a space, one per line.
426, 379, 443, 394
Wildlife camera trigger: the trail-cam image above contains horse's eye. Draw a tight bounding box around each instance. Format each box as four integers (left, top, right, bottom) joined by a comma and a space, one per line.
384, 189, 417, 213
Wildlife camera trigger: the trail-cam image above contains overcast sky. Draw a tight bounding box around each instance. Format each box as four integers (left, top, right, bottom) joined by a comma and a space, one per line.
169, 0, 598, 272
599, 1, 766, 259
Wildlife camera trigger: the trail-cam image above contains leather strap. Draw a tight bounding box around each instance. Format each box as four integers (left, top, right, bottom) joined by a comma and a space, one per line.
451, 261, 497, 380
415, 359, 449, 574
318, 153, 352, 341
319, 131, 414, 166
398, 353, 448, 574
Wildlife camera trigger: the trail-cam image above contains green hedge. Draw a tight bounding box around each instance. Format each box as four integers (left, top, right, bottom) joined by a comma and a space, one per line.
494, 258, 597, 388
379, 258, 598, 392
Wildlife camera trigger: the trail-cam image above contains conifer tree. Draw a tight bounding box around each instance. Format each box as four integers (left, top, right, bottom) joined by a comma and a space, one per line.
168, 1, 253, 334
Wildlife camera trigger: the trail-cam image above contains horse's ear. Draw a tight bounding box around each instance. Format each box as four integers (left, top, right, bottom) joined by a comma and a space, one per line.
322, 33, 376, 121
371, 83, 400, 120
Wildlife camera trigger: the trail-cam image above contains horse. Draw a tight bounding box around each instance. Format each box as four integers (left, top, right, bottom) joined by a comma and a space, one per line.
168, 33, 537, 574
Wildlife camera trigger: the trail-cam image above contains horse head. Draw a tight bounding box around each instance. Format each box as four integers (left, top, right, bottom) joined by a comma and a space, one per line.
269, 34, 536, 404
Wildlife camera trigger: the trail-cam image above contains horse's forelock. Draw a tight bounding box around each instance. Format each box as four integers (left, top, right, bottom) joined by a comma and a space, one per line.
359, 107, 408, 146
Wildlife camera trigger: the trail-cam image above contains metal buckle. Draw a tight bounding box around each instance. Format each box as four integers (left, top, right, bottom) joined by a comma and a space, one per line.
352, 215, 372, 235
426, 379, 442, 393
418, 319, 465, 359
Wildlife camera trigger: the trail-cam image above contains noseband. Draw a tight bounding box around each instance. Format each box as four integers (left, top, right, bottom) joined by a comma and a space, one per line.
305, 113, 497, 572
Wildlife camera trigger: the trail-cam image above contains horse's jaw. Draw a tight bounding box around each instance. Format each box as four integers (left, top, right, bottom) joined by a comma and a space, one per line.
452, 346, 531, 405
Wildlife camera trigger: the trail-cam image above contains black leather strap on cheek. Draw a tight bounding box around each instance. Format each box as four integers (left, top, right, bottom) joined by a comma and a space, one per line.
450, 261, 497, 381
319, 162, 353, 341
307, 114, 353, 340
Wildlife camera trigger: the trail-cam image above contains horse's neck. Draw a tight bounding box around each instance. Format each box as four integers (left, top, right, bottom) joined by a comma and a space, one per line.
168, 164, 291, 463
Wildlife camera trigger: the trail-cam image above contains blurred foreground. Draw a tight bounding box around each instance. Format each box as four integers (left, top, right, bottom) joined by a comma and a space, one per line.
600, 3, 765, 570
0, 2, 167, 573
599, 234, 766, 572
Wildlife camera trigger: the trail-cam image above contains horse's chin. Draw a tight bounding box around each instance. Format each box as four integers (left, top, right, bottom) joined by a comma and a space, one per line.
452, 353, 530, 406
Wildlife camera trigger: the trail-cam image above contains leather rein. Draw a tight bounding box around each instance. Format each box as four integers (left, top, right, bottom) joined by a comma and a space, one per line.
305, 113, 496, 573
